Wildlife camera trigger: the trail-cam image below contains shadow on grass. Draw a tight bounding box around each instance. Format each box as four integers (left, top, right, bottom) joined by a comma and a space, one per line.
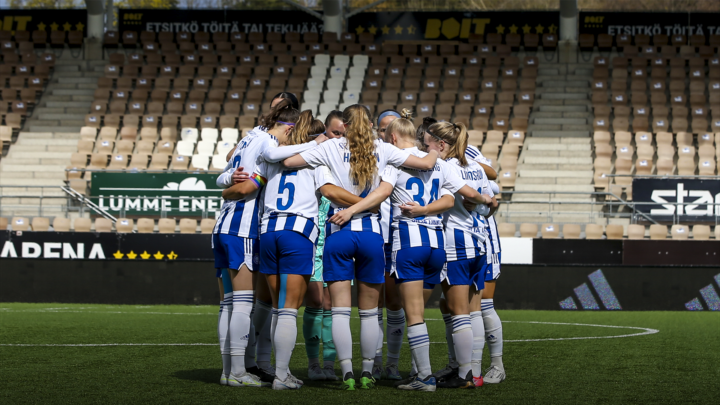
173, 369, 219, 384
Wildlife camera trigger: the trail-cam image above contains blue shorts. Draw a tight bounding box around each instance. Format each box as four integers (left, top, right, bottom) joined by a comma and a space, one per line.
323, 231, 385, 284
482, 252, 501, 281
390, 246, 446, 284
212, 233, 258, 271
259, 231, 315, 276
441, 255, 486, 290
384, 243, 393, 273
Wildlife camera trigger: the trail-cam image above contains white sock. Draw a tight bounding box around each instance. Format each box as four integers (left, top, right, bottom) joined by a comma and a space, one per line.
230, 290, 254, 376
218, 293, 232, 377
270, 308, 278, 350
452, 315, 473, 379
442, 313, 458, 367
407, 323, 431, 379
332, 307, 353, 377
470, 311, 485, 378
410, 356, 417, 376
245, 306, 257, 369
254, 300, 273, 369
386, 309, 405, 366
274, 308, 298, 381
359, 307, 379, 374
374, 309, 384, 366
482, 299, 504, 370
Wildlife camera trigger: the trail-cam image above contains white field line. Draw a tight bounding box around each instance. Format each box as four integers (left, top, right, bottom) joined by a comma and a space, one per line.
0, 307, 659, 346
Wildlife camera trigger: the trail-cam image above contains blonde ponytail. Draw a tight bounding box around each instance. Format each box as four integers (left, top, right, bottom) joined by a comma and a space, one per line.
286, 109, 314, 145
428, 121, 469, 166
342, 104, 377, 192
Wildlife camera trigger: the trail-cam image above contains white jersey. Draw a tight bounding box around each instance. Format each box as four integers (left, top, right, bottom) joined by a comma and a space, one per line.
300, 138, 411, 236
443, 158, 494, 261
380, 199, 391, 243
381, 147, 466, 251
466, 144, 493, 167
465, 146, 501, 260
213, 127, 278, 238
254, 158, 330, 244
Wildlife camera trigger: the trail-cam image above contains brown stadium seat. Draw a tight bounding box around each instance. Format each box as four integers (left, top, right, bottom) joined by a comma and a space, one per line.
498, 223, 516, 237
31, 217, 49, 231
200, 218, 216, 234
53, 218, 71, 232
519, 223, 538, 238
562, 224, 581, 239
179, 218, 198, 234
649, 225, 668, 240
74, 218, 92, 232
671, 225, 689, 240
692, 225, 711, 240
116, 218, 134, 233
95, 218, 113, 233
585, 224, 604, 239
158, 218, 176, 233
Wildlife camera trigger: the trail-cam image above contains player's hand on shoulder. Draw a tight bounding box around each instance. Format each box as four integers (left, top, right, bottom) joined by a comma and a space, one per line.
314, 133, 329, 144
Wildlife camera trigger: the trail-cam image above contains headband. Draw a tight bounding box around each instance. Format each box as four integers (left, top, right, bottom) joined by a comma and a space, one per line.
277, 121, 295, 126
427, 129, 454, 145
377, 110, 401, 126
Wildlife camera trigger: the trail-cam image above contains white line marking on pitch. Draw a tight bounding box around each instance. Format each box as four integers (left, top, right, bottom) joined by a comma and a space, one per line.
0, 320, 658, 347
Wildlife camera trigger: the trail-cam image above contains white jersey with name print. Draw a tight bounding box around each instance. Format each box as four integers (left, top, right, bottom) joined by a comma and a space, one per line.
381, 147, 466, 251
254, 158, 330, 244
443, 158, 494, 261
465, 146, 501, 261
300, 138, 411, 236
213, 127, 278, 238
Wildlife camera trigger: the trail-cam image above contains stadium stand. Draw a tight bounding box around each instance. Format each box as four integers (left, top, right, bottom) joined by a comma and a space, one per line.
0, 27, 717, 239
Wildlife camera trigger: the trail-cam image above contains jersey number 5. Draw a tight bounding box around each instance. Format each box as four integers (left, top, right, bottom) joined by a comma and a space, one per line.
277, 170, 298, 210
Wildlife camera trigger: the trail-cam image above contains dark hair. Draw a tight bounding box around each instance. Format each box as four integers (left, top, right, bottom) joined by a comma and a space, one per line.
416, 116, 437, 147
270, 92, 299, 110
324, 110, 343, 128
261, 98, 300, 131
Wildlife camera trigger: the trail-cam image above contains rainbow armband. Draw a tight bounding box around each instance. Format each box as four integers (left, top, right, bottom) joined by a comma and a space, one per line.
250, 173, 267, 188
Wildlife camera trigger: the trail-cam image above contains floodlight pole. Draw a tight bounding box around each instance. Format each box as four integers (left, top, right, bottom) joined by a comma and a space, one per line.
559, 0, 578, 41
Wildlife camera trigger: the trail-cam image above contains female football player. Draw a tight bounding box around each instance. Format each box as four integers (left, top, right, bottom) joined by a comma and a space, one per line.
282, 104, 438, 390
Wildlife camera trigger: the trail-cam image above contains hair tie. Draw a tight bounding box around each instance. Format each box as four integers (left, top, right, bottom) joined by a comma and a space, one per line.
277, 121, 295, 126
377, 110, 401, 126
453, 123, 459, 131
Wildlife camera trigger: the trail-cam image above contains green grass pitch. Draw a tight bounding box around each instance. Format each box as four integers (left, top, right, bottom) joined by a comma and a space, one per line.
1, 303, 718, 404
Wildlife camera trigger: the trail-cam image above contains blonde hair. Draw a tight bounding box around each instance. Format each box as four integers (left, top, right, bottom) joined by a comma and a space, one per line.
342, 104, 377, 192
428, 121, 469, 166
286, 109, 314, 145
384, 108, 416, 145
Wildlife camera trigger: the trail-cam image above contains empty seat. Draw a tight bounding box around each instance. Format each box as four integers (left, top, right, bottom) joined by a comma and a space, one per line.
692, 225, 711, 240
31, 217, 50, 231
585, 224, 604, 239
541, 223, 560, 239
136, 218, 154, 233
498, 222, 516, 237
95, 218, 113, 233
116, 218, 134, 233
179, 218, 197, 234
519, 223, 538, 238
52, 218, 71, 232
627, 224, 645, 239
562, 224, 581, 239
74, 218, 92, 232
671, 224, 689, 240
11, 217, 30, 231
649, 224, 668, 240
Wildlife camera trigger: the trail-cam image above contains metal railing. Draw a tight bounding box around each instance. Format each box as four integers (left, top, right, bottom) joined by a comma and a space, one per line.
0, 186, 71, 217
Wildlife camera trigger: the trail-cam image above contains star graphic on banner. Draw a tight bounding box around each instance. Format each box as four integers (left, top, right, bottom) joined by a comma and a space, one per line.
355, 25, 365, 35
50, 22, 59, 31
407, 25, 416, 34
522, 24, 532, 34
127, 251, 137, 259
63, 22, 72, 31
113, 250, 124, 259
496, 24, 505, 34
368, 25, 377, 35
381, 25, 390, 34
535, 24, 545, 34
140, 251, 151, 259
36, 22, 46, 31
509, 24, 518, 34
167, 251, 178, 260
548, 24, 558, 34
75, 22, 84, 31
394, 25, 403, 34
153, 251, 164, 260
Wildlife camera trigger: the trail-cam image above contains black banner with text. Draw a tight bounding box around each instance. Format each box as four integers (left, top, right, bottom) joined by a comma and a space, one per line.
0, 9, 86, 34
579, 11, 720, 37
632, 178, 720, 223
0, 231, 212, 261
348, 11, 559, 43
119, 9, 323, 35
